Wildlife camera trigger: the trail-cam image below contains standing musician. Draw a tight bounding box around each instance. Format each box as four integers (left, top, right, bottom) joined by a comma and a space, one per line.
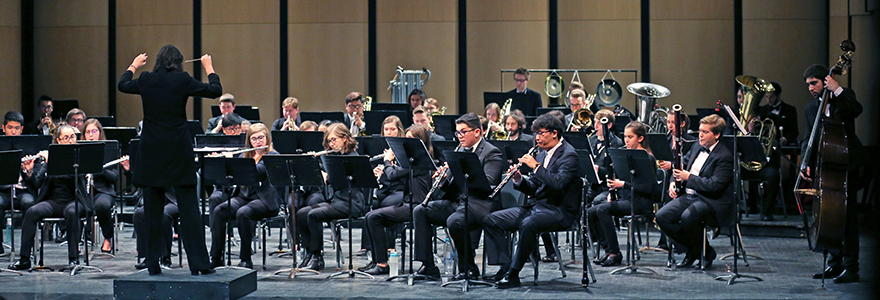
587, 121, 659, 267
271, 97, 302, 131
209, 124, 280, 269
483, 114, 581, 288
206, 94, 236, 134
411, 113, 504, 280
587, 109, 624, 203
8, 124, 91, 270
81, 118, 119, 253
503, 110, 534, 144
507, 67, 542, 116
358, 124, 433, 275
343, 92, 366, 136
296, 123, 365, 271
656, 114, 734, 270
117, 45, 220, 276
355, 115, 405, 258
802, 64, 862, 284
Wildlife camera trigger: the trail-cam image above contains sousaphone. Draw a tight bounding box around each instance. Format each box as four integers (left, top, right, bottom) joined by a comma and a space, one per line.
626, 82, 671, 123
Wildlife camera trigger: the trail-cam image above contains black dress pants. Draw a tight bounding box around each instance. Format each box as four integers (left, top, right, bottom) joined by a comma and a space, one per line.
361, 191, 404, 252
143, 185, 211, 273
364, 203, 411, 264
483, 204, 573, 271
446, 199, 492, 271
413, 199, 455, 265
295, 202, 347, 254
655, 194, 714, 255
94, 192, 115, 240
587, 200, 635, 254
134, 201, 178, 258
18, 199, 85, 260
210, 197, 277, 262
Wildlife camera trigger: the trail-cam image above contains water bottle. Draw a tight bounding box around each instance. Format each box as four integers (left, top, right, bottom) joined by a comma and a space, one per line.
443, 238, 455, 276
388, 251, 400, 277
5, 218, 11, 244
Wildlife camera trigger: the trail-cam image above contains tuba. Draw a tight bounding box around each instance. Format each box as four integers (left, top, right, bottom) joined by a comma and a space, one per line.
626, 82, 671, 132
736, 75, 776, 171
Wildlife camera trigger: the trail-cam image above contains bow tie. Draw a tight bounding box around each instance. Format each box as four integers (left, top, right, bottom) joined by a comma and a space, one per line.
700, 147, 711, 153
462, 147, 473, 152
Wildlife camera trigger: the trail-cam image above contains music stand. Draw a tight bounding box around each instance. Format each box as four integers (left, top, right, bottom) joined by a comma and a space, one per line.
48, 142, 105, 275
483, 92, 531, 115
50, 99, 79, 120
371, 103, 410, 112
103, 127, 138, 155
440, 151, 493, 291
322, 155, 378, 280
364, 111, 412, 135
0, 150, 24, 275
562, 132, 592, 151
646, 133, 674, 162
0, 135, 53, 156
203, 157, 259, 271
607, 148, 658, 276
263, 154, 324, 278
300, 112, 345, 124
92, 116, 116, 127
385, 137, 437, 285
185, 120, 202, 140
355, 136, 389, 159
430, 115, 461, 141
574, 149, 598, 287
432, 141, 459, 164
487, 140, 531, 207
271, 131, 325, 154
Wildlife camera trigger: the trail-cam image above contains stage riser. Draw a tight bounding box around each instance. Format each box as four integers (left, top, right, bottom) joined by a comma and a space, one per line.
114, 269, 257, 300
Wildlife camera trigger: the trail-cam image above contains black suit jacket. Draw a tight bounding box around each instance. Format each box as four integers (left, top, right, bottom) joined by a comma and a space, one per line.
507, 88, 543, 116
801, 87, 862, 167
27, 161, 93, 212
442, 138, 504, 205
682, 142, 735, 226
270, 116, 302, 131
93, 168, 119, 196
513, 132, 535, 145
118, 69, 223, 187
514, 141, 581, 217
205, 115, 222, 134
757, 101, 798, 146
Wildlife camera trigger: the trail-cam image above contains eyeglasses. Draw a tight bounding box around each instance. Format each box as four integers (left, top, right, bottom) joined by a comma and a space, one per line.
249, 135, 266, 143
86, 129, 100, 135
533, 130, 552, 136
69, 118, 84, 124
514, 78, 528, 83
347, 104, 362, 109
454, 128, 477, 137
326, 137, 340, 144
58, 135, 76, 142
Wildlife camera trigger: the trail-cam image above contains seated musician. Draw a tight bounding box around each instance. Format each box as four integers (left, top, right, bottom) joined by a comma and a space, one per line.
588, 109, 624, 203
343, 92, 366, 136
298, 120, 318, 131
133, 185, 178, 269
483, 113, 581, 288
358, 124, 433, 275
271, 97, 302, 131
23, 95, 55, 135
656, 110, 695, 252
412, 106, 445, 141
355, 115, 405, 258
503, 110, 533, 144
564, 89, 589, 132
1, 111, 35, 252
209, 124, 280, 269
296, 123, 365, 271
587, 121, 658, 267
9, 124, 91, 270
424, 98, 441, 114
65, 109, 86, 134
206, 94, 235, 134
656, 114, 734, 270
408, 88, 426, 110
484, 102, 503, 136
412, 113, 503, 280
743, 82, 794, 221
206, 113, 246, 215
81, 118, 119, 253
567, 81, 600, 113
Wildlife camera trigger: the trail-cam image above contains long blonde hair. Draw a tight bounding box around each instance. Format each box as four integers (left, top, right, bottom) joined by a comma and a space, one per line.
243, 123, 273, 159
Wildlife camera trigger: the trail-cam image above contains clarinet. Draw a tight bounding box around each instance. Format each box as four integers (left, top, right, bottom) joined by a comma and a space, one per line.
488, 145, 539, 198
420, 145, 463, 206
581, 179, 591, 287
601, 117, 618, 201
671, 104, 683, 195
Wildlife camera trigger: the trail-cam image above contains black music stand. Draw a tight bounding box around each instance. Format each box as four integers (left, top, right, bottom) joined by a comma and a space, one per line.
0, 150, 24, 275
431, 115, 461, 141
574, 149, 598, 287
322, 155, 378, 280
48, 142, 105, 275
385, 137, 437, 285
371, 103, 410, 112
203, 157, 258, 270
432, 141, 459, 163
715, 135, 763, 285
0, 135, 53, 156
440, 151, 493, 292
299, 112, 345, 124
103, 127, 138, 155
487, 140, 532, 207
271, 131, 324, 154
50, 99, 78, 120
607, 148, 658, 276
484, 92, 531, 115
562, 132, 591, 150
364, 111, 412, 135
643, 134, 676, 257
355, 136, 389, 160
185, 120, 202, 140
263, 154, 324, 278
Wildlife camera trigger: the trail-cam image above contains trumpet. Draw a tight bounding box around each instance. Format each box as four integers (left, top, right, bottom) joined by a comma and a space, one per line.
283, 116, 298, 131
42, 112, 56, 135
421, 145, 463, 206
489, 145, 540, 198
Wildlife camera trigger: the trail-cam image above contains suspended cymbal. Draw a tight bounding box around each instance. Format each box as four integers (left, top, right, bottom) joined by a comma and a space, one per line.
626, 82, 671, 99
596, 79, 622, 107
545, 72, 565, 98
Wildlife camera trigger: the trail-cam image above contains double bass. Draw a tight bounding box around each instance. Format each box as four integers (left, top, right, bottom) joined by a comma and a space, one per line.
794, 40, 855, 252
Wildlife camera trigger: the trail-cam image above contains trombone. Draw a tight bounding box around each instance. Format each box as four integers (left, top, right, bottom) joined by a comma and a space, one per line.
566, 108, 594, 132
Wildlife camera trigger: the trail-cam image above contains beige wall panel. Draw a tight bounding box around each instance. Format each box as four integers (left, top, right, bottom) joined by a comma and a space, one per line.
742, 0, 824, 20
115, 26, 193, 127
203, 0, 279, 24
0, 28, 20, 114
34, 27, 108, 117
829, 0, 848, 17
558, 0, 640, 20
467, 21, 548, 114
288, 23, 367, 113
376, 22, 457, 109
742, 20, 825, 136
289, 0, 367, 23
850, 15, 879, 145
650, 20, 734, 114
467, 0, 548, 22
117, 0, 192, 26
202, 23, 280, 124
828, 16, 848, 86
0, 1, 20, 26
377, 0, 456, 22
652, 0, 733, 20
35, 0, 106, 27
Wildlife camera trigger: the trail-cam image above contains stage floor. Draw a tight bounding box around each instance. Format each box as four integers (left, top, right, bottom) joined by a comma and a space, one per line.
0, 214, 875, 299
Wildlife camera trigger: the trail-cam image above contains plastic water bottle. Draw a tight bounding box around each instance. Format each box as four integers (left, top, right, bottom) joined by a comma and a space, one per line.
388, 251, 400, 277
443, 238, 455, 276
5, 218, 11, 244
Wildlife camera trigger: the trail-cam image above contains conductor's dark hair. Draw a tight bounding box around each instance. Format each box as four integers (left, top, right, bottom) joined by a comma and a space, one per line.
221, 113, 243, 127
803, 64, 829, 80
531, 113, 564, 137
153, 45, 184, 72
455, 112, 482, 132
4, 111, 24, 125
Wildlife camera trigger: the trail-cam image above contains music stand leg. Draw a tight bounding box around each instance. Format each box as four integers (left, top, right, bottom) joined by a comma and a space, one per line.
440, 188, 492, 291
327, 179, 373, 280
714, 199, 761, 285
611, 191, 656, 276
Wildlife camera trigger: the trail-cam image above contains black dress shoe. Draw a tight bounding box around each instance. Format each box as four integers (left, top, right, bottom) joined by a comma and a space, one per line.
485, 267, 509, 281
601, 253, 622, 267
541, 253, 558, 263
363, 264, 389, 275
237, 260, 253, 269
832, 269, 859, 283
451, 267, 480, 281
495, 274, 521, 289
160, 257, 172, 268
210, 258, 224, 269
354, 249, 369, 257
812, 266, 843, 279
191, 268, 216, 275
415, 265, 440, 280
303, 255, 324, 271
592, 253, 611, 265
8, 259, 31, 271
298, 253, 313, 268
135, 261, 148, 270
357, 261, 376, 272
676, 255, 697, 269
698, 247, 717, 270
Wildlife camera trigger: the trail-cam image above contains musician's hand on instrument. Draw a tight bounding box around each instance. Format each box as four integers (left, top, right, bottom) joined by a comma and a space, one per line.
212, 121, 223, 133
353, 114, 364, 127
511, 169, 522, 183
672, 169, 690, 181
221, 151, 233, 158
322, 171, 328, 182
569, 124, 581, 132
37, 150, 48, 161
131, 53, 148, 69
799, 167, 811, 181
432, 164, 448, 179
824, 75, 840, 92
668, 182, 678, 198
609, 179, 625, 189
518, 154, 538, 169
373, 165, 383, 178
658, 161, 672, 170
22, 160, 34, 172
383, 149, 394, 162
121, 159, 130, 171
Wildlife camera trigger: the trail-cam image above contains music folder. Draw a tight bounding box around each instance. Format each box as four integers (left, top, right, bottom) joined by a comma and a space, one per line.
646, 133, 674, 162
272, 131, 325, 154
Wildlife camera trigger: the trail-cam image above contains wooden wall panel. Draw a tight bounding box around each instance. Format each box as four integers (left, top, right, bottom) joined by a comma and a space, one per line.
376, 0, 456, 112
0, 1, 20, 115
204, 0, 280, 124
558, 0, 640, 20
289, 0, 367, 23
849, 15, 879, 145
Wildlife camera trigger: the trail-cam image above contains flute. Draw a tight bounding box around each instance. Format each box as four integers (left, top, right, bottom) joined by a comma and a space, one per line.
103, 155, 130, 169
309, 148, 342, 156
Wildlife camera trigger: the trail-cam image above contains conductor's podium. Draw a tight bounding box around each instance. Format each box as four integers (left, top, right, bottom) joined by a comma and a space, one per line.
114, 268, 257, 300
